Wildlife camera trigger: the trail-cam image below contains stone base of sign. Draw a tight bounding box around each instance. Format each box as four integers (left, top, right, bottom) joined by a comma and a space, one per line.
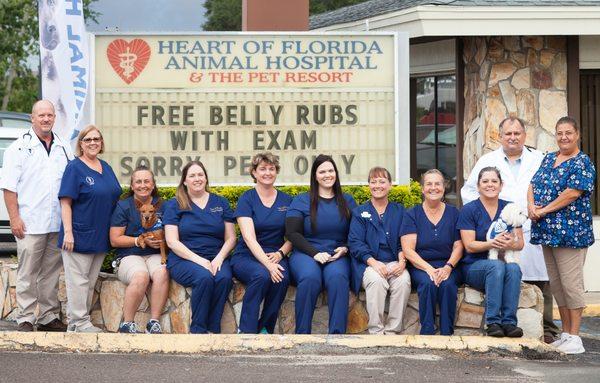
0, 261, 543, 338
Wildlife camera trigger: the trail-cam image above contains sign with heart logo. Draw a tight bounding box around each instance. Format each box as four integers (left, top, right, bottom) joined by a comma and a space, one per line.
106, 39, 151, 84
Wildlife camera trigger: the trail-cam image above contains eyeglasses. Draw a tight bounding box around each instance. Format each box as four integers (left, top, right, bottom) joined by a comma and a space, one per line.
81, 137, 102, 143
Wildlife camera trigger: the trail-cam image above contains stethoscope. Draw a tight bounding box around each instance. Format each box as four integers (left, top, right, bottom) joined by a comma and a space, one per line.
18, 130, 71, 160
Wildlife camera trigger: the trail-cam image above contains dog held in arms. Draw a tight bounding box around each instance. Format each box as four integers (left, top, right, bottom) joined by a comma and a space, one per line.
486, 203, 528, 263
135, 199, 167, 264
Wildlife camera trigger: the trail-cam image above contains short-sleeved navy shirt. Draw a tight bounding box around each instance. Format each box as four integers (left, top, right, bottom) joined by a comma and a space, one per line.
110, 196, 165, 259
457, 199, 509, 264
58, 158, 122, 254
286, 192, 357, 254
233, 188, 292, 257
400, 204, 461, 267
162, 194, 235, 263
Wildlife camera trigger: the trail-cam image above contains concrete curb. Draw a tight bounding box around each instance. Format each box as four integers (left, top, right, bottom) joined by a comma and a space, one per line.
0, 332, 557, 355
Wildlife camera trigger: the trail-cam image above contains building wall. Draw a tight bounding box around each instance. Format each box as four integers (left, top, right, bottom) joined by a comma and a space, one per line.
462, 36, 568, 178
580, 36, 600, 69
410, 39, 455, 75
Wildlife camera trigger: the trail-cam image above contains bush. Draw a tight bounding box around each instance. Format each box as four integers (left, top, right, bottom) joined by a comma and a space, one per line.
101, 182, 422, 272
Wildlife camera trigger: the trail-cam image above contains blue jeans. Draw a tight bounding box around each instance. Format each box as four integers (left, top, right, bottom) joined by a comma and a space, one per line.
461, 259, 522, 326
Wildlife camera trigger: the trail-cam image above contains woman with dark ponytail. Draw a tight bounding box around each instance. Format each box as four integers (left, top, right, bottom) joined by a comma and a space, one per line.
285, 154, 357, 334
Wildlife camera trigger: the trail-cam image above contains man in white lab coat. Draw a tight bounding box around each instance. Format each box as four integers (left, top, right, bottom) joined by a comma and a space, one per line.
461, 116, 559, 343
1, 100, 72, 332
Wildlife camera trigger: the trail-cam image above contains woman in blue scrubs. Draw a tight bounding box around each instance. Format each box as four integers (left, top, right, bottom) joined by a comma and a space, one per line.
231, 152, 292, 334
348, 167, 411, 334
400, 169, 463, 335
458, 166, 524, 338
59, 125, 122, 333
109, 166, 169, 334
285, 154, 357, 334
163, 161, 237, 334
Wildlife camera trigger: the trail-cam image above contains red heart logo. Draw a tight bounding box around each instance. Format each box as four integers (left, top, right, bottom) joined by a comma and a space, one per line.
107, 39, 151, 84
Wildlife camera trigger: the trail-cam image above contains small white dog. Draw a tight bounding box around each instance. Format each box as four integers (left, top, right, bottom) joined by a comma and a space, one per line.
486, 203, 528, 263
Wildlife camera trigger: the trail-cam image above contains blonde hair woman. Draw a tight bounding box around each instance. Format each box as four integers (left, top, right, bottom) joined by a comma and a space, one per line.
59, 125, 121, 332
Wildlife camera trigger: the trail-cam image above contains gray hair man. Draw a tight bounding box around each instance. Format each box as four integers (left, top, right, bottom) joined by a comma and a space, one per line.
461, 116, 559, 343
1, 100, 73, 332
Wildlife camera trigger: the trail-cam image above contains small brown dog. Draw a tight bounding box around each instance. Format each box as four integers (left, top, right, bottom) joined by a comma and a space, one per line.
135, 199, 167, 264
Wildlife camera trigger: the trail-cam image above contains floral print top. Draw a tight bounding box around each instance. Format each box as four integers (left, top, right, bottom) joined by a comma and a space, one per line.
531, 151, 596, 248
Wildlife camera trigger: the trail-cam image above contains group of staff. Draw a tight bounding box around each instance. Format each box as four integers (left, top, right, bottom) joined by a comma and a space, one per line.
1, 101, 595, 355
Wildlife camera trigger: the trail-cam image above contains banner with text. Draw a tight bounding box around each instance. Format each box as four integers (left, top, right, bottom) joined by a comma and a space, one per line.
94, 33, 401, 184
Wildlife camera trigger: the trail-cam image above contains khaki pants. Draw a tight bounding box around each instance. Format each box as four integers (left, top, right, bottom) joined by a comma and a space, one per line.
61, 250, 105, 329
15, 233, 62, 325
362, 262, 411, 334
543, 246, 587, 309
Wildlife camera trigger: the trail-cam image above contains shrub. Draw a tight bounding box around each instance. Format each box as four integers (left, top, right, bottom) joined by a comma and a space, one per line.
101, 182, 422, 272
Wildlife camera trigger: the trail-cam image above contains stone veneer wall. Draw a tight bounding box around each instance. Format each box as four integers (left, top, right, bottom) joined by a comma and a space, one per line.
0, 262, 543, 338
462, 36, 568, 177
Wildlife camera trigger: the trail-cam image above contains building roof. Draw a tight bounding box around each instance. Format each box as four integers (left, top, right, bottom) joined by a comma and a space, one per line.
310, 0, 600, 29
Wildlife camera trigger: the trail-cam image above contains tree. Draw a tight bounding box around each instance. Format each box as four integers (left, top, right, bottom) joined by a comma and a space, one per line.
203, 0, 368, 31
0, 0, 98, 112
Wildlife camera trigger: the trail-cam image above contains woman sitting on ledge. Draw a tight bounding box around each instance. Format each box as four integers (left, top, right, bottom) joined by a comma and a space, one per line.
164, 161, 236, 334
458, 166, 524, 338
401, 169, 463, 335
348, 166, 411, 334
110, 166, 170, 334
231, 153, 292, 334
285, 154, 357, 334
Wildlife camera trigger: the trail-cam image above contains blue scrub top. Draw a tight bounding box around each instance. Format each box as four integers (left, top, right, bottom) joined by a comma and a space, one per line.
233, 188, 292, 257
400, 204, 461, 268
457, 199, 509, 264
58, 158, 122, 254
162, 194, 235, 263
286, 192, 357, 254
110, 196, 165, 259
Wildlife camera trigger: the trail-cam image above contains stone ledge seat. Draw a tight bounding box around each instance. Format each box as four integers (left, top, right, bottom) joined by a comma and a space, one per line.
0, 262, 543, 337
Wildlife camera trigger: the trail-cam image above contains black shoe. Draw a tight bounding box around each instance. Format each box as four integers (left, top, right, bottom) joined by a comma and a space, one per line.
485, 323, 504, 337
502, 324, 523, 338
17, 322, 34, 332
37, 319, 68, 332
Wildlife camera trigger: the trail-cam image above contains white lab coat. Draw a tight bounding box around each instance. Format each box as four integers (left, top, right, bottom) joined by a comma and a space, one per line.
461, 147, 548, 281
0, 128, 73, 234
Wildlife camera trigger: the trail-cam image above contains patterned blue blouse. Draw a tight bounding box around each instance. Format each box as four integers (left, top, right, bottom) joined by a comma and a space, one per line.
530, 151, 596, 248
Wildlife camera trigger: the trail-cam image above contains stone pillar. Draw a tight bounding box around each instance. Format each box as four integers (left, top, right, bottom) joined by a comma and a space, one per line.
462, 36, 568, 177
242, 0, 309, 31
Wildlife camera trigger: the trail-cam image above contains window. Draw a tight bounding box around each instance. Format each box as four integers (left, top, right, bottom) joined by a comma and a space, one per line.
411, 75, 458, 204
0, 138, 16, 167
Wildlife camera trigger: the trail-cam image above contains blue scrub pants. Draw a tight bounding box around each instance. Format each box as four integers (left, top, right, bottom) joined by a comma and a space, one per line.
231, 255, 290, 334
409, 266, 459, 335
462, 259, 522, 326
168, 258, 233, 334
289, 252, 350, 334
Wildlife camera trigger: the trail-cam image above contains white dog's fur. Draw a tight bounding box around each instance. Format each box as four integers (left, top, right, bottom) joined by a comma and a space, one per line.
486, 203, 528, 263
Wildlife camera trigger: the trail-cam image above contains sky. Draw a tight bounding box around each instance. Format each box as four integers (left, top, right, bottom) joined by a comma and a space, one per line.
86, 0, 207, 32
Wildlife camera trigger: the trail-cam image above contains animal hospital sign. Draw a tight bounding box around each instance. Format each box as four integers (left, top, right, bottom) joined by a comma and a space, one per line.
93, 33, 408, 185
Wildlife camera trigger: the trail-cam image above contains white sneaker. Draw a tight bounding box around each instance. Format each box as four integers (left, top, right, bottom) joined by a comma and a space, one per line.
557, 335, 585, 354
551, 332, 570, 347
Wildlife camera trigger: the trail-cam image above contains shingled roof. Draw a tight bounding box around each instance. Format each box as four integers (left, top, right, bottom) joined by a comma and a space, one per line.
310, 0, 600, 29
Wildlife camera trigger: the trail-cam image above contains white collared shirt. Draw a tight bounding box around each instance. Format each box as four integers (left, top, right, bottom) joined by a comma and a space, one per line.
0, 128, 73, 234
